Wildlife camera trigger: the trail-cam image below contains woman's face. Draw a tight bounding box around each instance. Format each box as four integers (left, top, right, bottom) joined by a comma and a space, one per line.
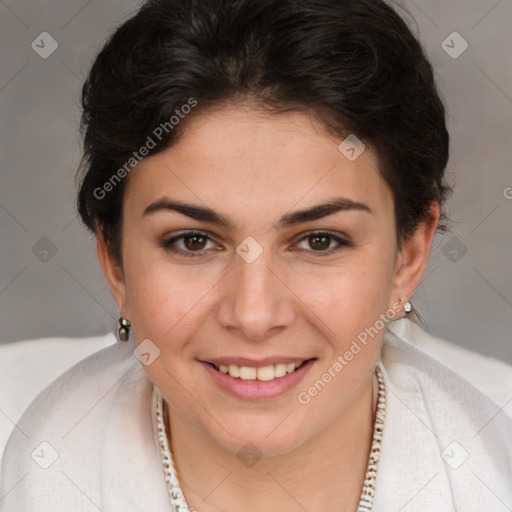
100, 105, 435, 456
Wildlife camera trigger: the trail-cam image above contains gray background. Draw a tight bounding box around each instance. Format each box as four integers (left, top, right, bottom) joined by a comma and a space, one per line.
1, 0, 511, 362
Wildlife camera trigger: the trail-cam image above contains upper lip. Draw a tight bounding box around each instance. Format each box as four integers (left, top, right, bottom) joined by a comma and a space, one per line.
202, 356, 315, 368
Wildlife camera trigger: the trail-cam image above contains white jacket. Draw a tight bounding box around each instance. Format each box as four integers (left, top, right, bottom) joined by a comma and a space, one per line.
1, 319, 512, 511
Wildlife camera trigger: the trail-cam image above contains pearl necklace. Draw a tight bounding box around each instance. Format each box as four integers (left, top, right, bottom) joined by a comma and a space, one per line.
155, 364, 386, 512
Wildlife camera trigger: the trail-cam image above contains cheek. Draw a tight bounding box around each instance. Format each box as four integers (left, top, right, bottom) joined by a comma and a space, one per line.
126, 265, 213, 340
292, 260, 393, 423
289, 251, 395, 339
122, 260, 212, 409
121, 243, 229, 368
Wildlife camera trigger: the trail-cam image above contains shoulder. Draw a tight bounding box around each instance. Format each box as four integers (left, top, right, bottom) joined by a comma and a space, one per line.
0, 333, 117, 426
376, 325, 512, 508
381, 322, 512, 469
2, 340, 142, 439
386, 317, 512, 410
0, 341, 151, 508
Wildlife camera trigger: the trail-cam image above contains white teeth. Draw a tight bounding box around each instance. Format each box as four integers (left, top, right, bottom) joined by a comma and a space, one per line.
257, 365, 275, 381
228, 364, 239, 378
274, 363, 287, 378
239, 366, 257, 380
213, 360, 308, 381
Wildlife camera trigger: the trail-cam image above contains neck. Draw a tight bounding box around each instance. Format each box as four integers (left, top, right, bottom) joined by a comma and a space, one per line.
165, 372, 378, 512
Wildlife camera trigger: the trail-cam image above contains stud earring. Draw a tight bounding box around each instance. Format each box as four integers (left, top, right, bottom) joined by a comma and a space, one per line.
400, 298, 413, 316
118, 317, 131, 341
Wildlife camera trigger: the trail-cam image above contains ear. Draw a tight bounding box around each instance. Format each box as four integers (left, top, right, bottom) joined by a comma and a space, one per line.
390, 202, 440, 312
96, 230, 128, 315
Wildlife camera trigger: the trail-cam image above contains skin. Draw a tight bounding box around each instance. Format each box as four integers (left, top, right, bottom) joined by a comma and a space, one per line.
98, 104, 439, 512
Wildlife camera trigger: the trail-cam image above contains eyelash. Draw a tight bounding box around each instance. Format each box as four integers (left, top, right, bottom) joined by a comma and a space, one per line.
160, 230, 352, 258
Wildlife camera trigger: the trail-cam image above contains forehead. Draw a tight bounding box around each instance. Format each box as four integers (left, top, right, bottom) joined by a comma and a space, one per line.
124, 106, 393, 221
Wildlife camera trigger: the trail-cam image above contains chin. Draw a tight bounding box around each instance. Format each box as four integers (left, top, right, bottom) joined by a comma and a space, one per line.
213, 418, 310, 459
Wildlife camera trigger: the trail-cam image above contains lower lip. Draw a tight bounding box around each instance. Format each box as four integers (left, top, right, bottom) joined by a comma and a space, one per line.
200, 359, 316, 400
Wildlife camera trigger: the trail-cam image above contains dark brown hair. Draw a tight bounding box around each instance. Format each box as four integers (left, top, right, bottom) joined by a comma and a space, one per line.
77, 0, 450, 266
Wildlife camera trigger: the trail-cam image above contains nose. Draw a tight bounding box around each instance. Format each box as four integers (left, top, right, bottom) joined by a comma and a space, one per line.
216, 246, 296, 342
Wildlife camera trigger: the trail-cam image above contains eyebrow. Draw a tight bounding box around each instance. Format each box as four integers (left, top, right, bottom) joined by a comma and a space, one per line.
143, 197, 372, 229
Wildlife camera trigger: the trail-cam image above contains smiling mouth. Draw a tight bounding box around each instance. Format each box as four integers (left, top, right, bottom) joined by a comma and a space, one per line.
207, 359, 316, 381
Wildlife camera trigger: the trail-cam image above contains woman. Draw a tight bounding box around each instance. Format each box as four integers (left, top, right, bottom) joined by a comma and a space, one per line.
1, 0, 511, 510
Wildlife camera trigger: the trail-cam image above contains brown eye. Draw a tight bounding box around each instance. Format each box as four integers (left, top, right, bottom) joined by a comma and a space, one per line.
183, 233, 208, 251
295, 231, 351, 255
308, 234, 331, 251
161, 231, 218, 258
